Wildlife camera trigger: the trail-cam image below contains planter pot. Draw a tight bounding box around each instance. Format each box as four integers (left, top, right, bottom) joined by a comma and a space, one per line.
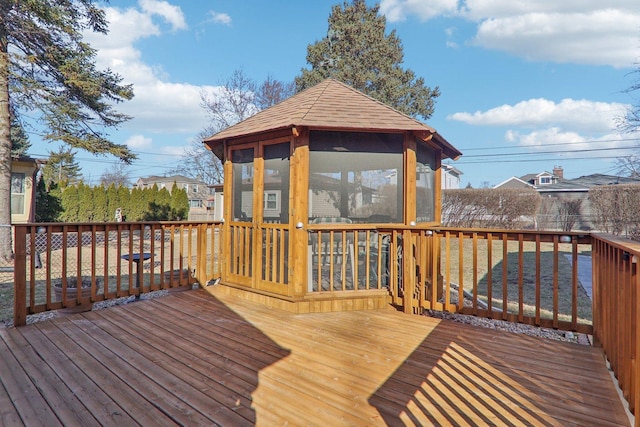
54, 277, 98, 313
164, 269, 193, 292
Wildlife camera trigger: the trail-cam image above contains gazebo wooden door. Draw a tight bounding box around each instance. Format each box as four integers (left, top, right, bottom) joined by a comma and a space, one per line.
227, 145, 256, 287
227, 139, 292, 294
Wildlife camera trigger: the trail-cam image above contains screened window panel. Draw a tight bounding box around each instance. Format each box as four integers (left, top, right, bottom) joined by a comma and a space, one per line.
416, 142, 436, 223
263, 143, 290, 223
309, 131, 403, 223
232, 148, 254, 221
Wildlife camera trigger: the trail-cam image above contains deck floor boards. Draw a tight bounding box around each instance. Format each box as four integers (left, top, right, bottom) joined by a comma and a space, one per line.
0, 289, 631, 426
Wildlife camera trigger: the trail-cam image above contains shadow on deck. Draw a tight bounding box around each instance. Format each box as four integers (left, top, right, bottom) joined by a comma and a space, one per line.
0, 289, 630, 426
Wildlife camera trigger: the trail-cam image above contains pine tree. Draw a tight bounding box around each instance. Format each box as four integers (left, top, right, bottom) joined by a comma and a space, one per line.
0, 1, 136, 260
35, 177, 62, 222
295, 0, 439, 120
10, 106, 30, 156
106, 183, 119, 222
117, 185, 131, 222
170, 187, 189, 220
92, 185, 108, 222
41, 147, 83, 190
60, 185, 79, 222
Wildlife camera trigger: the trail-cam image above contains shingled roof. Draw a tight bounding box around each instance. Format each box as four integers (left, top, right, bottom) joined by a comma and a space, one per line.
203, 78, 461, 160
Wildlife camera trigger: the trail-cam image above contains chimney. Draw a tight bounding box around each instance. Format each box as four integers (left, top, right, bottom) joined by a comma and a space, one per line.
553, 166, 563, 180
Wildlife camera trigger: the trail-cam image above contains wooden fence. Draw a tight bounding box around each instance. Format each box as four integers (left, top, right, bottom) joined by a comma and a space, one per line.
12, 221, 222, 326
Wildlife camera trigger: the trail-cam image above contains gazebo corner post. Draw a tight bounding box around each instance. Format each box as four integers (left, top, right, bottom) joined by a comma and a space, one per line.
13, 225, 27, 327
289, 128, 310, 298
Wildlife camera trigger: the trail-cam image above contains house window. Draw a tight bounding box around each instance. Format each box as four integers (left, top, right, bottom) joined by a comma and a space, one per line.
11, 173, 26, 215
189, 199, 203, 208
540, 177, 551, 184
183, 184, 188, 192
192, 184, 198, 192
264, 192, 278, 210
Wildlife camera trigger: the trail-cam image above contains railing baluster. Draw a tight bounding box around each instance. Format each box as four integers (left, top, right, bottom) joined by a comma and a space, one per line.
571, 236, 578, 331
29, 226, 36, 312
444, 231, 451, 310
472, 232, 478, 310
535, 234, 541, 326
458, 231, 464, 313
502, 233, 508, 320
518, 233, 524, 323
487, 232, 493, 316
553, 235, 559, 329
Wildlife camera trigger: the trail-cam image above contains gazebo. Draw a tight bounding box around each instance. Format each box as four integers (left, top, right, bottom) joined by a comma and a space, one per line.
203, 78, 462, 312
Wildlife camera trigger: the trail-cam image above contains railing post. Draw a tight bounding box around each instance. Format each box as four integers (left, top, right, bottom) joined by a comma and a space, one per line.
196, 223, 208, 285
635, 255, 640, 427
13, 225, 27, 327
402, 229, 414, 314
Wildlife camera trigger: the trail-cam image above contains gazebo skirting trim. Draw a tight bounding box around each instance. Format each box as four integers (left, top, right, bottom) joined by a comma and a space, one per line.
206, 284, 392, 314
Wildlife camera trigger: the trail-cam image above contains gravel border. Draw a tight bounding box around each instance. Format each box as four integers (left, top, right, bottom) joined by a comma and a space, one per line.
424, 309, 591, 345
2, 289, 173, 328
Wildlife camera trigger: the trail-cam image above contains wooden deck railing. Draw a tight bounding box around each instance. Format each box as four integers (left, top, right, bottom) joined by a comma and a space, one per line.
308, 225, 593, 333
12, 221, 222, 326
592, 233, 640, 422
410, 228, 594, 334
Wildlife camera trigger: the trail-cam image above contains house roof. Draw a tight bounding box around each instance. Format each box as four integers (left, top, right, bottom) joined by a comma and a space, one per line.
203, 78, 461, 161
442, 164, 463, 176
493, 176, 535, 189
137, 175, 207, 186
519, 171, 554, 183
537, 173, 640, 192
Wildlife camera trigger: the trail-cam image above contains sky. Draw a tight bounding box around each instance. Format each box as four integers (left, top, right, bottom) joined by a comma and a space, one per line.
27, 0, 640, 188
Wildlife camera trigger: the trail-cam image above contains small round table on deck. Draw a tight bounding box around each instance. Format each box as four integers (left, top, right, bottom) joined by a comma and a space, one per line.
121, 252, 152, 299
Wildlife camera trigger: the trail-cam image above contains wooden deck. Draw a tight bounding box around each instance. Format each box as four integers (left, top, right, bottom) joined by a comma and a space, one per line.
0, 289, 630, 426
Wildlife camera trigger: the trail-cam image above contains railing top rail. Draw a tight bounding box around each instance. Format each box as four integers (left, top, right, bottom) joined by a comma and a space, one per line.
420, 226, 591, 236
592, 232, 640, 255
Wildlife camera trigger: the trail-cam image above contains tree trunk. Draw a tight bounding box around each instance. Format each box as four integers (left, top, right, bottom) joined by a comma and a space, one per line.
0, 20, 13, 261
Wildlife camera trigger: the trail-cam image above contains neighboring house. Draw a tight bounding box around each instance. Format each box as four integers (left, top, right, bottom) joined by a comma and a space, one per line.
494, 166, 564, 189
10, 156, 40, 224
135, 175, 214, 220
235, 171, 379, 222
209, 184, 224, 221
537, 173, 640, 230
441, 164, 463, 189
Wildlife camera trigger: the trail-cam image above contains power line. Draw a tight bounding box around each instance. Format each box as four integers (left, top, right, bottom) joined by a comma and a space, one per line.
454, 155, 624, 165
457, 137, 640, 151
460, 145, 638, 159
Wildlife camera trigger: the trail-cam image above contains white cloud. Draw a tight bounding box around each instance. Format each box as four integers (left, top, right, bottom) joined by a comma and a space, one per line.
207, 10, 232, 26
504, 127, 636, 157
159, 145, 189, 157
380, 0, 458, 22
139, 0, 187, 31
379, 0, 640, 68
449, 98, 629, 133
125, 135, 153, 150
83, 3, 213, 135
473, 10, 640, 68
